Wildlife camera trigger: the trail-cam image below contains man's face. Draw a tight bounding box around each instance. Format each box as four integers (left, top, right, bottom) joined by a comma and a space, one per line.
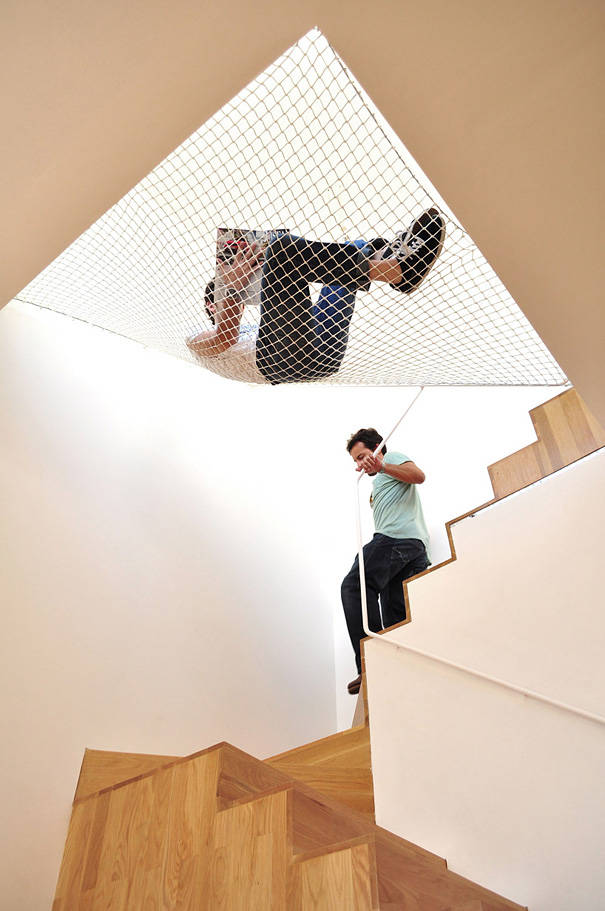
349, 441, 383, 475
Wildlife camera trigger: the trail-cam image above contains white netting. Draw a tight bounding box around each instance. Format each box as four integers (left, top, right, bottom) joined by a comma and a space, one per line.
14, 29, 566, 387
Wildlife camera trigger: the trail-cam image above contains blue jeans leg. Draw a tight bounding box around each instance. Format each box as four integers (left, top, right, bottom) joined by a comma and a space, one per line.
379, 541, 429, 629
256, 235, 370, 383
310, 239, 366, 376
341, 535, 428, 674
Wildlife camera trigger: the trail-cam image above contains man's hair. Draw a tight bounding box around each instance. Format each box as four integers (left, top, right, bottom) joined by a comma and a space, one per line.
204, 280, 216, 325
346, 428, 387, 455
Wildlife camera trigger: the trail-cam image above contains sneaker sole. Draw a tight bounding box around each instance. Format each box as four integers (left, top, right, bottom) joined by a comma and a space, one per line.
398, 207, 446, 295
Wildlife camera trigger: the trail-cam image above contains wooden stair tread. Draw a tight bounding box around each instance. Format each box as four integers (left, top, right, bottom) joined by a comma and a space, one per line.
374, 830, 525, 911
74, 725, 374, 817
267, 723, 370, 765
266, 762, 374, 813
267, 724, 374, 818
290, 833, 376, 865
73, 747, 180, 801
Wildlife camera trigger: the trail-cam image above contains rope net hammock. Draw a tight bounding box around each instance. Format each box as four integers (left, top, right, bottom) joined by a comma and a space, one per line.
14, 29, 566, 388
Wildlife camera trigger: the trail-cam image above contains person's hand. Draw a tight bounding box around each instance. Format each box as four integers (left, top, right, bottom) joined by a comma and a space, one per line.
356, 452, 383, 475
217, 242, 265, 292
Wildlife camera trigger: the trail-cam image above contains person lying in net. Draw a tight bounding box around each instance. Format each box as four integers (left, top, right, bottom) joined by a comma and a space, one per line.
187, 208, 445, 385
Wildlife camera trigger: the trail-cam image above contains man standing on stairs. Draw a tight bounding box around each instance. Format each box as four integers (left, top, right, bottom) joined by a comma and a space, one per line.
341, 428, 431, 695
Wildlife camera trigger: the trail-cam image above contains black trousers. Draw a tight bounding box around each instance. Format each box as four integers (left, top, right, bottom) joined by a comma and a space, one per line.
255, 234, 371, 384
341, 535, 429, 674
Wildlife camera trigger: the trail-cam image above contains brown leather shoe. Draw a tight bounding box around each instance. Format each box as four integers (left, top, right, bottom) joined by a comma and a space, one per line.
347, 674, 362, 695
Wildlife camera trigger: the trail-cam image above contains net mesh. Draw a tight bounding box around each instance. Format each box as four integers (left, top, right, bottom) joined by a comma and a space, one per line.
14, 29, 566, 387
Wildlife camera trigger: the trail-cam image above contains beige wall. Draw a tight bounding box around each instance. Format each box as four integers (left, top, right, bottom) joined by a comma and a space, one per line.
2, 0, 604, 420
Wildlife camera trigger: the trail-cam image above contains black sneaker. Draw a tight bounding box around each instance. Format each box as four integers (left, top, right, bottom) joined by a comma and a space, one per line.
389, 207, 445, 294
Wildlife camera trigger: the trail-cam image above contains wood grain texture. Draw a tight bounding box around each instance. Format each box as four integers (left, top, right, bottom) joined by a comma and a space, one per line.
267, 725, 374, 818
446, 902, 485, 910
54, 740, 527, 910
352, 688, 366, 727
210, 789, 289, 909
54, 750, 224, 910
75, 748, 178, 801
268, 725, 370, 767
218, 742, 289, 808
53, 799, 96, 909
290, 787, 376, 855
272, 763, 373, 816
80, 790, 111, 892
488, 388, 605, 499
298, 841, 378, 910
162, 751, 219, 909
375, 831, 527, 911
89, 776, 154, 910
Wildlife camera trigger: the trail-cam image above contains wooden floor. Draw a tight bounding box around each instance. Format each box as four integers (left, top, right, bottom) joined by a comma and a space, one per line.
54, 740, 527, 910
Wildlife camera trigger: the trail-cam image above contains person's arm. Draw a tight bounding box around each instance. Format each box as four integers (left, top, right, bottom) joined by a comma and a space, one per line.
358, 452, 425, 483
187, 242, 265, 358
187, 290, 243, 357
381, 459, 425, 484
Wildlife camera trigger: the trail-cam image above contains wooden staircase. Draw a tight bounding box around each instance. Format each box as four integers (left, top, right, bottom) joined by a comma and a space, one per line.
54, 738, 526, 910
381, 387, 605, 630
267, 724, 374, 819
54, 388, 605, 910
487, 387, 605, 500
74, 725, 375, 820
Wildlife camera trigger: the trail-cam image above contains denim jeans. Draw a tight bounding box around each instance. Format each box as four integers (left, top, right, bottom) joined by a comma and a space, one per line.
256, 234, 370, 384
341, 535, 429, 674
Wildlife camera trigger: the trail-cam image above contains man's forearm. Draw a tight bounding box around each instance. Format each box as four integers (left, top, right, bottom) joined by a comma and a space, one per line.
187, 294, 242, 357
187, 329, 237, 356
381, 460, 425, 484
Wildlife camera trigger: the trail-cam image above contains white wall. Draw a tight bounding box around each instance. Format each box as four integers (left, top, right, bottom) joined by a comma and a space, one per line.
366, 449, 605, 910
367, 644, 605, 911
384, 450, 605, 714
0, 302, 563, 909
330, 381, 570, 728
1, 304, 341, 910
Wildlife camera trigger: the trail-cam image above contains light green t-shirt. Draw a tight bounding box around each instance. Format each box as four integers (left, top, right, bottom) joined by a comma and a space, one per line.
371, 451, 431, 561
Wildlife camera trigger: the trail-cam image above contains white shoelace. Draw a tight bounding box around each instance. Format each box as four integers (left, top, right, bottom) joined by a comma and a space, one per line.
392, 230, 424, 260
